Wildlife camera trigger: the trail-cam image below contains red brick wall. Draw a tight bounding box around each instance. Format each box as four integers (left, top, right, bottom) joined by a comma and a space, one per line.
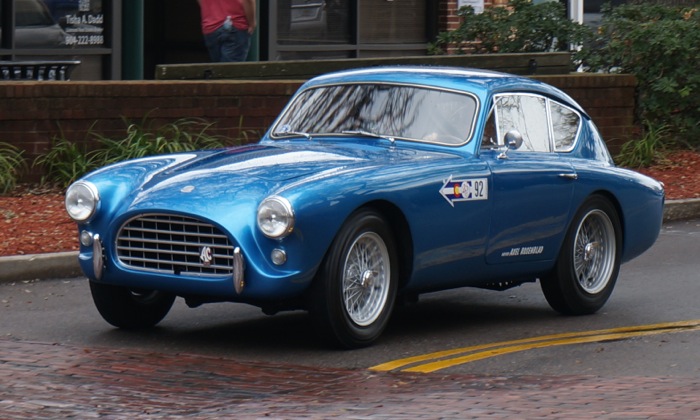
0, 75, 636, 182
0, 80, 302, 182
439, 0, 461, 32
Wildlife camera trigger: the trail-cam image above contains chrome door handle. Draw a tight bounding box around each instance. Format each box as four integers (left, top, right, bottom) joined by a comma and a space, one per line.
559, 173, 578, 180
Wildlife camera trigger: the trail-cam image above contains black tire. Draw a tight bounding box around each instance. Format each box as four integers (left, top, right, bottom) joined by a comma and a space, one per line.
310, 209, 398, 349
90, 281, 176, 329
541, 196, 622, 315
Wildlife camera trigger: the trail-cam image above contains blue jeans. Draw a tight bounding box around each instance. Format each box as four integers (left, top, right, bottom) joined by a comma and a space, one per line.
203, 24, 251, 62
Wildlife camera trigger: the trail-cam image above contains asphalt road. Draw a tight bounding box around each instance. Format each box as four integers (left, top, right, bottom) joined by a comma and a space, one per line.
1, 219, 699, 378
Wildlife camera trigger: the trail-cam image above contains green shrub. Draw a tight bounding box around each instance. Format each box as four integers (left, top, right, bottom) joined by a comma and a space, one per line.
35, 117, 244, 187
0, 142, 27, 194
577, 4, 700, 143
90, 117, 231, 165
33, 136, 102, 187
615, 123, 671, 168
430, 0, 590, 62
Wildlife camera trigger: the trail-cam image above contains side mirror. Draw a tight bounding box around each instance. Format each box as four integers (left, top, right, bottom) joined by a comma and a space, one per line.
504, 130, 523, 150
498, 130, 523, 159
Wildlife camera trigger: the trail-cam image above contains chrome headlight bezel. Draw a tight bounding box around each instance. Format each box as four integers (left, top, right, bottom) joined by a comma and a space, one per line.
257, 196, 295, 239
65, 181, 100, 222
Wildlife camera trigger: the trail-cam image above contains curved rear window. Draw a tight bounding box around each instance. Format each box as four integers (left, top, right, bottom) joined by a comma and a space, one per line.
273, 83, 478, 146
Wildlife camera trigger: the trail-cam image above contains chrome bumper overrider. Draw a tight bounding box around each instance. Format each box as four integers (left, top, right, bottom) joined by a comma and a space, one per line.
93, 233, 104, 280
233, 247, 245, 294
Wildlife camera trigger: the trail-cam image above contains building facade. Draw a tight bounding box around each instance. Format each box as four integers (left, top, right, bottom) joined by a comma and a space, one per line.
1, 0, 608, 81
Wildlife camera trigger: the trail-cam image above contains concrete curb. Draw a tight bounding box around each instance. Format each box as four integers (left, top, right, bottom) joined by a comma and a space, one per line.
0, 251, 81, 283
1, 198, 699, 284
663, 198, 700, 222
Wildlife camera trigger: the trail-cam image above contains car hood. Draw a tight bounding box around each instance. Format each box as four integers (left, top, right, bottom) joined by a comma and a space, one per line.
162, 143, 370, 182
142, 141, 465, 184
90, 141, 465, 216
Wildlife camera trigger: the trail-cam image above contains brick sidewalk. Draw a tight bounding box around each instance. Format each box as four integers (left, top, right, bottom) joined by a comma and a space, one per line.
1, 338, 699, 419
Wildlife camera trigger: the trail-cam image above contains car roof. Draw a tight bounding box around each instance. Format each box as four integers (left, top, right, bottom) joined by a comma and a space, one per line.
303, 66, 587, 116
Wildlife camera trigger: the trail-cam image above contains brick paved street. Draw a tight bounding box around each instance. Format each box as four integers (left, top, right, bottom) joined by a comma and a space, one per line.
1, 338, 699, 419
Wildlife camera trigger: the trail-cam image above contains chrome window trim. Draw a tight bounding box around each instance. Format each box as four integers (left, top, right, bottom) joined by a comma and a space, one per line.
270, 81, 481, 147
493, 93, 552, 152
548, 99, 582, 153
491, 92, 582, 154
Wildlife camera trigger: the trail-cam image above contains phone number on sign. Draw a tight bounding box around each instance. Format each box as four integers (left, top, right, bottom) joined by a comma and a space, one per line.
65, 35, 104, 46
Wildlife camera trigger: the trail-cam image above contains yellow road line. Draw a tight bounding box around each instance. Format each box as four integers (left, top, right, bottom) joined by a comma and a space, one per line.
370, 320, 700, 373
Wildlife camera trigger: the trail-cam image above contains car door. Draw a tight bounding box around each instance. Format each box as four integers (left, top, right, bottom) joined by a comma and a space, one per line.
479, 93, 577, 264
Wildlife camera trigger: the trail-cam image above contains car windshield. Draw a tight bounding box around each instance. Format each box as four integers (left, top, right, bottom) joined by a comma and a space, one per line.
272, 83, 478, 146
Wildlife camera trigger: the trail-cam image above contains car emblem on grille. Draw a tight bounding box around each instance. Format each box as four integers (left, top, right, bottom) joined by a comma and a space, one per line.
199, 246, 213, 266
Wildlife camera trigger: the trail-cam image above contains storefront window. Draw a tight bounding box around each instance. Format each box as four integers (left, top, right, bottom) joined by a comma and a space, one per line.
359, 0, 426, 44
53, 0, 105, 48
10, 0, 65, 48
277, 0, 352, 45
1, 0, 116, 80
269, 0, 433, 61
582, 0, 626, 26
2, 0, 105, 49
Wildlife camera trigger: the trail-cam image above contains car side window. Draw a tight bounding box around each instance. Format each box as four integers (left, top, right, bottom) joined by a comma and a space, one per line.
551, 101, 580, 152
480, 109, 498, 149
495, 94, 550, 152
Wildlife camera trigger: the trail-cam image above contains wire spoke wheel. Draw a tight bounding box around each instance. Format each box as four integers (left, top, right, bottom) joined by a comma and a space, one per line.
311, 209, 398, 348
342, 232, 391, 327
540, 196, 621, 315
573, 209, 616, 294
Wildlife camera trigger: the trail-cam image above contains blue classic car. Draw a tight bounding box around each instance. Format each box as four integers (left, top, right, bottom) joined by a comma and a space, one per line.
65, 67, 665, 348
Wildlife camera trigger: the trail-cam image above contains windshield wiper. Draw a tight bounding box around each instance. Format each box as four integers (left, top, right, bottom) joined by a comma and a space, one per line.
273, 130, 312, 140
341, 130, 395, 144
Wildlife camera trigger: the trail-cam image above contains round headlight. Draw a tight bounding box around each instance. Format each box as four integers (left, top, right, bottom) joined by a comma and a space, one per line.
65, 181, 100, 222
257, 196, 295, 239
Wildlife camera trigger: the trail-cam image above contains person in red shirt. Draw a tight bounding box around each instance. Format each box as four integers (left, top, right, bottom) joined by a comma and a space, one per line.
198, 0, 256, 62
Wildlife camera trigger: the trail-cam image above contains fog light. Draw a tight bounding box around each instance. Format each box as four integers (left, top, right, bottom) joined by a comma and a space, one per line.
80, 230, 94, 247
271, 248, 287, 266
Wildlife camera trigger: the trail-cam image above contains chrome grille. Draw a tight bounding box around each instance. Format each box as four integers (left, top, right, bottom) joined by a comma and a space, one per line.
116, 214, 235, 277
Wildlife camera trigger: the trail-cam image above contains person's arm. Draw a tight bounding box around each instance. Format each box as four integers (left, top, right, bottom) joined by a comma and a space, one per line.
241, 0, 256, 34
